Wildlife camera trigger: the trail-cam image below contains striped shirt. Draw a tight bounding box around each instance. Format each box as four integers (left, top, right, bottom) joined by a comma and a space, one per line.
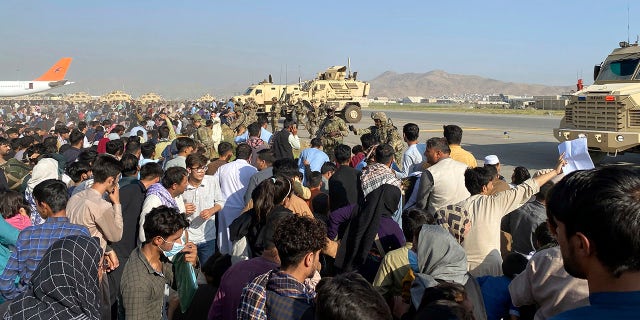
0, 216, 90, 300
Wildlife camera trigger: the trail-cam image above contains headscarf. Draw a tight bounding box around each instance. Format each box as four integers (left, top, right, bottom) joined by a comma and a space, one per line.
26, 158, 59, 193
5, 235, 102, 320
435, 204, 471, 244
146, 183, 178, 209
335, 184, 401, 272
410, 225, 469, 308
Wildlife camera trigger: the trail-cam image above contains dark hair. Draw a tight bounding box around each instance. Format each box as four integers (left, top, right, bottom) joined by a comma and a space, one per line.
141, 141, 156, 159
502, 252, 528, 278
257, 149, 276, 164
512, 166, 531, 185
247, 122, 261, 137
321, 162, 337, 174
161, 167, 188, 189
113, 124, 125, 134
125, 139, 141, 155
307, 171, 323, 188
140, 162, 163, 181
55, 125, 70, 134
143, 205, 190, 243
0, 190, 30, 219
106, 139, 124, 156
252, 175, 292, 223
419, 282, 468, 310
283, 119, 296, 129
415, 300, 474, 320
315, 272, 392, 320
426, 137, 451, 154
403, 123, 420, 141
534, 222, 556, 249
334, 144, 351, 163
258, 117, 268, 126
77, 121, 87, 131
443, 125, 463, 145
175, 137, 196, 153
360, 133, 378, 149
235, 143, 252, 160
66, 161, 92, 183
186, 153, 208, 169
352, 145, 364, 155
464, 167, 494, 196
217, 142, 233, 157
42, 136, 58, 154
273, 215, 326, 269
32, 179, 69, 213
69, 129, 85, 146
536, 181, 554, 201
19, 135, 35, 149
272, 158, 299, 179
311, 138, 323, 148
92, 154, 124, 183
311, 193, 330, 216
77, 149, 98, 166
374, 144, 394, 164
158, 126, 170, 139
402, 208, 434, 242
120, 153, 139, 177
547, 166, 640, 277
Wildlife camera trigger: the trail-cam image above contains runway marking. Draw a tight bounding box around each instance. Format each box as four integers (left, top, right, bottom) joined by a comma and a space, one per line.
420, 128, 548, 135
421, 128, 488, 132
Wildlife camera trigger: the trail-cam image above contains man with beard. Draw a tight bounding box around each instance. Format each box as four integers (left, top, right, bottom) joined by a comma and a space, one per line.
546, 166, 640, 320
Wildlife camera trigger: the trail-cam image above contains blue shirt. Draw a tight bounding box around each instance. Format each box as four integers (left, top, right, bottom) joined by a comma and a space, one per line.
234, 128, 273, 145
298, 147, 330, 184
551, 291, 640, 320
0, 216, 90, 300
477, 275, 517, 320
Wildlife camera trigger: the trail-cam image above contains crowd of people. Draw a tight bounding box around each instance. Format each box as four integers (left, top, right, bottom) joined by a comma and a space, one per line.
0, 100, 639, 320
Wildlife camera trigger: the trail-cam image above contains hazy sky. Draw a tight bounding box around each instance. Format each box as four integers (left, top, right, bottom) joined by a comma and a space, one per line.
0, 1, 636, 98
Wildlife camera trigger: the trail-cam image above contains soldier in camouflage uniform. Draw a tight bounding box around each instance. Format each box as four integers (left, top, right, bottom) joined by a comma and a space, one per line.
349, 111, 405, 168
306, 100, 321, 138
243, 98, 259, 126
316, 105, 348, 161
293, 99, 306, 129
269, 97, 281, 132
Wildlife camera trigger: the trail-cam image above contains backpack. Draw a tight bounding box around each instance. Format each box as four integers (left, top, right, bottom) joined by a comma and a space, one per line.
0, 159, 32, 191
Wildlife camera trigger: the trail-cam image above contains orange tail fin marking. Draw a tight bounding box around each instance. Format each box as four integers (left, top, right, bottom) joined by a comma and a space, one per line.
35, 57, 73, 81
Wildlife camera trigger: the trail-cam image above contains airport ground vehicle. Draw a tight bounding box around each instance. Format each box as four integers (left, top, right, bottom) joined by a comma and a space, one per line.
554, 41, 640, 161
233, 79, 300, 113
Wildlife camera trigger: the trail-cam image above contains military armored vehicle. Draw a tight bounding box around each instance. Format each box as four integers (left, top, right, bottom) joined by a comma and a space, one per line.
282, 65, 370, 123
233, 77, 301, 113
554, 41, 640, 161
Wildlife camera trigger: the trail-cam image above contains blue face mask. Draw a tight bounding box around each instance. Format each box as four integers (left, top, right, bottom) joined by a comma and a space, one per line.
408, 249, 420, 273
159, 233, 186, 258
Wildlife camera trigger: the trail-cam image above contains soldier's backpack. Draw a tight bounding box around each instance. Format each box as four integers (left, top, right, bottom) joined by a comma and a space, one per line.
0, 158, 32, 191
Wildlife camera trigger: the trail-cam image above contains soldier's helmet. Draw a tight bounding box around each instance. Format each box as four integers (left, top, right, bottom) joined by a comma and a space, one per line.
325, 105, 337, 112
371, 112, 388, 123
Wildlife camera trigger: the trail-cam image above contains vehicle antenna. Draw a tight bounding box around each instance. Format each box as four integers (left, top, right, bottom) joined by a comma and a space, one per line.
628, 3, 630, 44
347, 57, 351, 79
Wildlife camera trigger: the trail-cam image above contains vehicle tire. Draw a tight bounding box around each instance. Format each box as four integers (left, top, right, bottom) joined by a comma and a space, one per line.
588, 150, 607, 164
343, 104, 362, 123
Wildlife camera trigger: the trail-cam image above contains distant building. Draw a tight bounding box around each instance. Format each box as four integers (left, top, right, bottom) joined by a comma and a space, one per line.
533, 95, 568, 110
402, 96, 424, 103
374, 96, 389, 102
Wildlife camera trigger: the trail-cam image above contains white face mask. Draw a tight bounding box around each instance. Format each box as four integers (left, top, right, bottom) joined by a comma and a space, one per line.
158, 233, 186, 258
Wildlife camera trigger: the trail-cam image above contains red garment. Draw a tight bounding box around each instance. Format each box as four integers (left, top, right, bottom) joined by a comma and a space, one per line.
350, 152, 365, 168
97, 137, 109, 154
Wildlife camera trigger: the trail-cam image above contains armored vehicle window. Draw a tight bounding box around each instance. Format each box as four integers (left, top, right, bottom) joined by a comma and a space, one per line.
256, 89, 263, 94
597, 58, 640, 81
244, 88, 253, 95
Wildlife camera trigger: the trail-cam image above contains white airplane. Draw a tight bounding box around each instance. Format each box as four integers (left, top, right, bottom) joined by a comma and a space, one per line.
0, 58, 74, 97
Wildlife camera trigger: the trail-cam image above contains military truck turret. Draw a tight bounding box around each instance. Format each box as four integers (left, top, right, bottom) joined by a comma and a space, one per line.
554, 41, 640, 161
282, 65, 370, 123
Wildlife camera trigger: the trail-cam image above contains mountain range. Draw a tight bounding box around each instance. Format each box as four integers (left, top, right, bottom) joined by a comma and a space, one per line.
367, 70, 574, 98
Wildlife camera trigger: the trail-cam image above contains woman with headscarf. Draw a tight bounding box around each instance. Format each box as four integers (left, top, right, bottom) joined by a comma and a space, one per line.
4, 235, 102, 320
409, 225, 487, 320
24, 158, 59, 225
334, 183, 405, 282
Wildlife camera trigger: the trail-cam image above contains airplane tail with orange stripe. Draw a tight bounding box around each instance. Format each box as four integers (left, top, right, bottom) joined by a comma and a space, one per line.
35, 57, 73, 81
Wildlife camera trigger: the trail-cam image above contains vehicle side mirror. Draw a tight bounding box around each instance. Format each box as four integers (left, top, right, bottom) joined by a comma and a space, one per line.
593, 64, 601, 81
